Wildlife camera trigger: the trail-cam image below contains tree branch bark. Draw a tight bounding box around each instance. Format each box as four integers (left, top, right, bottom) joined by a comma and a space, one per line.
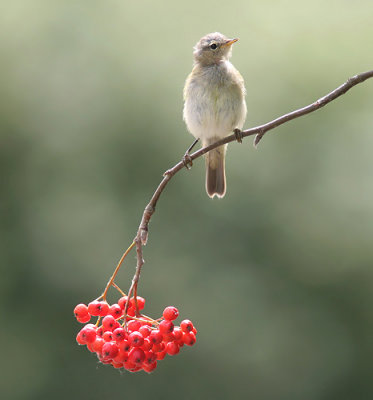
129, 69, 373, 302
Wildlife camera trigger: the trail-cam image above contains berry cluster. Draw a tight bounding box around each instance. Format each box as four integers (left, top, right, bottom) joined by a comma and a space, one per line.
74, 295, 196, 373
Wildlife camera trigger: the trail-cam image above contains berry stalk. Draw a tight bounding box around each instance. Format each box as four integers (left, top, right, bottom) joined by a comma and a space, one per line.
98, 241, 136, 302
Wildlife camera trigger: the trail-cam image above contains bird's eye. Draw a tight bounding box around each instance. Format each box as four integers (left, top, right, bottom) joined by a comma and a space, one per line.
210, 43, 217, 50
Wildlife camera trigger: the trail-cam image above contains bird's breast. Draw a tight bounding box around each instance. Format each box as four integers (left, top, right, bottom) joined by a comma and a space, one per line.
183, 63, 246, 143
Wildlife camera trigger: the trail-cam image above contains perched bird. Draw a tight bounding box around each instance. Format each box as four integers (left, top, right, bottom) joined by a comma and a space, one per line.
183, 32, 247, 198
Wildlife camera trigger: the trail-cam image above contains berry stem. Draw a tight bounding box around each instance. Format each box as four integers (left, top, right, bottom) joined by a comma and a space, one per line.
133, 282, 140, 317
119, 315, 155, 326
140, 314, 159, 322
101, 241, 136, 301
112, 282, 126, 297
123, 237, 144, 323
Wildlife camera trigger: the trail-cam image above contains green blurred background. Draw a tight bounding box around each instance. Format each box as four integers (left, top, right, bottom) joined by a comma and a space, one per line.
1, 1, 373, 399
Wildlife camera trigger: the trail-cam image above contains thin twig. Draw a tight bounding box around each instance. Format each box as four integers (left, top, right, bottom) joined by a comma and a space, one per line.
128, 69, 373, 301
99, 240, 135, 301
112, 282, 126, 297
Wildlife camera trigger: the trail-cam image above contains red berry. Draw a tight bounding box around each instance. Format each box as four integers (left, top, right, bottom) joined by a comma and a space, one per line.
101, 341, 119, 360
92, 337, 105, 353
74, 303, 88, 314
76, 331, 86, 345
128, 348, 145, 365
156, 349, 167, 360
149, 329, 163, 345
78, 325, 97, 344
183, 332, 196, 346
99, 357, 112, 365
159, 320, 174, 335
129, 296, 145, 310
173, 327, 183, 341
166, 342, 180, 356
152, 342, 165, 353
102, 315, 118, 331
113, 349, 129, 363
128, 331, 144, 347
119, 340, 131, 353
144, 351, 157, 365
109, 304, 123, 318
126, 307, 135, 317
77, 315, 91, 323
139, 325, 151, 338
118, 295, 129, 309
111, 361, 123, 369
180, 319, 194, 333
113, 327, 127, 342
102, 331, 113, 342
141, 338, 153, 351
163, 333, 175, 343
136, 296, 146, 310
123, 360, 137, 371
87, 341, 96, 353
127, 320, 142, 332
143, 361, 157, 373
163, 306, 179, 321
74, 304, 90, 323
87, 301, 109, 317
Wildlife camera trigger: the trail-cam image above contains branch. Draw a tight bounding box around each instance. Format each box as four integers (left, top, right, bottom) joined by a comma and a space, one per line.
129, 69, 373, 300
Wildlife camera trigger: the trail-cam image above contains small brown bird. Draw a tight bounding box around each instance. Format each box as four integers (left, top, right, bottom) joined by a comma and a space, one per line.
183, 32, 247, 198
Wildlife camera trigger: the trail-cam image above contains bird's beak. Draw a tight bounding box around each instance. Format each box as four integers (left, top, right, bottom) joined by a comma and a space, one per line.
222, 38, 238, 48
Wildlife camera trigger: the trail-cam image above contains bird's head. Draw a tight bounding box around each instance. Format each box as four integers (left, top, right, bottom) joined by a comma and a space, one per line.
193, 32, 238, 66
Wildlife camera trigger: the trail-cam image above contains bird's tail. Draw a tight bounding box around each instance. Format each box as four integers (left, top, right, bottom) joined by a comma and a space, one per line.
205, 143, 227, 199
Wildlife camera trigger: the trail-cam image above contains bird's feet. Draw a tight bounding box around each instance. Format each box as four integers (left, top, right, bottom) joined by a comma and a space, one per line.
182, 152, 193, 170
234, 128, 243, 143
163, 150, 193, 177
181, 138, 199, 170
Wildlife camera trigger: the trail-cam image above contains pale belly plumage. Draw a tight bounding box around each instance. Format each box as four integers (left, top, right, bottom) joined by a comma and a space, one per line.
183, 61, 247, 146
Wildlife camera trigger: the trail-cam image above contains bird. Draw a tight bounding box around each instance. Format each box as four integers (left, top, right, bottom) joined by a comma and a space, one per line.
183, 32, 247, 198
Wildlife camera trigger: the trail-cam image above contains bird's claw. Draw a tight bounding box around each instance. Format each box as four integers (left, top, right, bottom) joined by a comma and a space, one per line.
234, 128, 243, 143
182, 153, 193, 170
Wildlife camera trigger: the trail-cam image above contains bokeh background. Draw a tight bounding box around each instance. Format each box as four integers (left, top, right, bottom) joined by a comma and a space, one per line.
1, 1, 373, 399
